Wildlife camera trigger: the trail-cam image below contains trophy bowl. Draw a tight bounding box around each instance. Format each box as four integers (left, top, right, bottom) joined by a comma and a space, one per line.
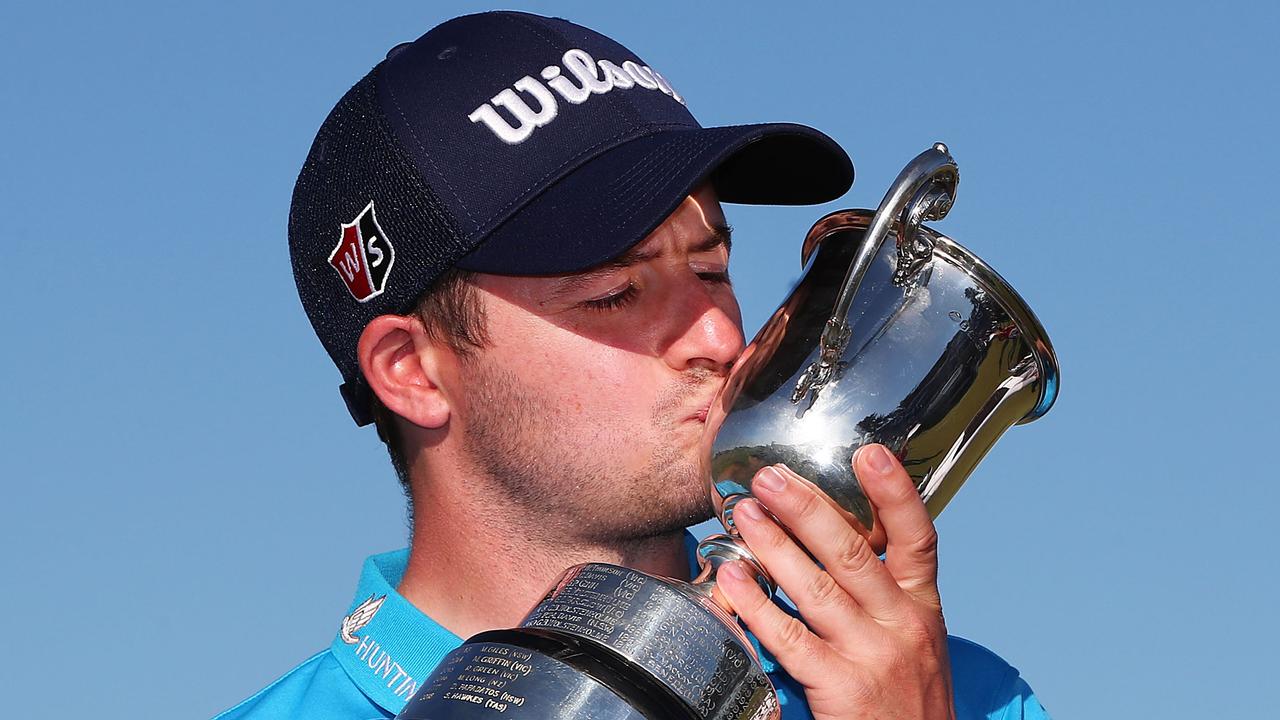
705, 205, 1059, 532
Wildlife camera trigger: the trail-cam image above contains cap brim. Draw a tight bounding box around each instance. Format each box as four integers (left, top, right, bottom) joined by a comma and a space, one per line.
455, 123, 853, 275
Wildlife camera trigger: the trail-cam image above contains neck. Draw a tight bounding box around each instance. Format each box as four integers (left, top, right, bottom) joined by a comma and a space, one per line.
397, 474, 691, 640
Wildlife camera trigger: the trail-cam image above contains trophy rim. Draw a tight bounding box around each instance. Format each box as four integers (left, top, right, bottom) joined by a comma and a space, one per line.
801, 209, 1060, 422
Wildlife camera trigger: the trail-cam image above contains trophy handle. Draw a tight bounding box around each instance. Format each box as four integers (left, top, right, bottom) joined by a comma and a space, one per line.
793, 143, 959, 404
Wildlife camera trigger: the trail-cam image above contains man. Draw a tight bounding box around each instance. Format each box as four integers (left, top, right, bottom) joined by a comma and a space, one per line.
218, 11, 1048, 720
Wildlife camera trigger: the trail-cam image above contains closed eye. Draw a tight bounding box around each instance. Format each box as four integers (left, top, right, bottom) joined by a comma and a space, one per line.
582, 283, 638, 311
698, 270, 732, 286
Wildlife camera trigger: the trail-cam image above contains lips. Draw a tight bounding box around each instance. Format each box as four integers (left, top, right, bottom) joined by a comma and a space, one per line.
688, 393, 718, 423
678, 375, 727, 424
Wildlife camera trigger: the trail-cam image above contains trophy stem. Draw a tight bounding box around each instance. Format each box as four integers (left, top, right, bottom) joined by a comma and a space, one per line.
694, 493, 775, 599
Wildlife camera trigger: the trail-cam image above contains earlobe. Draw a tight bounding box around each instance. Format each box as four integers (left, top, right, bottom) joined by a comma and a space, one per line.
357, 315, 452, 430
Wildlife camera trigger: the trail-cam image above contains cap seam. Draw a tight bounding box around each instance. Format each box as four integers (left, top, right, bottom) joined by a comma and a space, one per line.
379, 67, 480, 229
607, 131, 710, 199
611, 135, 716, 231
609, 139, 700, 210
365, 80, 471, 291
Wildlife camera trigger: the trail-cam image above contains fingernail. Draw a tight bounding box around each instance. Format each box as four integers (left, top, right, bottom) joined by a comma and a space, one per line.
735, 498, 765, 522
862, 444, 895, 474
720, 561, 748, 582
755, 466, 787, 493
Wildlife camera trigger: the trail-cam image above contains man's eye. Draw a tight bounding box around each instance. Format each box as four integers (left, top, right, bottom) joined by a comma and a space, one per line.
698, 270, 732, 286
582, 283, 638, 311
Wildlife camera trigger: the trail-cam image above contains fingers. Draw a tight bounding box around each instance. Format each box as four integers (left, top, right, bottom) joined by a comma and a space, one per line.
719, 450, 949, 717
854, 445, 941, 603
729, 494, 872, 638
737, 465, 906, 624
715, 560, 834, 689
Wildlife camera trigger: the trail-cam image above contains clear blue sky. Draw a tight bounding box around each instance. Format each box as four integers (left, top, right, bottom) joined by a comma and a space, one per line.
2, 1, 1276, 717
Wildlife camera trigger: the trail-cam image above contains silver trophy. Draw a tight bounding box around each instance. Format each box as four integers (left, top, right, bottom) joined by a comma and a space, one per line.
397, 144, 1060, 719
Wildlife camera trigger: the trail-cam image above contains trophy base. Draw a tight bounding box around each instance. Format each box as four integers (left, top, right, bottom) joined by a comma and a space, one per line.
399, 564, 778, 720
400, 628, 700, 719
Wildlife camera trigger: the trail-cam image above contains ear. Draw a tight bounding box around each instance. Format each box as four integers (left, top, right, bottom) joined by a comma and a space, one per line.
356, 314, 452, 430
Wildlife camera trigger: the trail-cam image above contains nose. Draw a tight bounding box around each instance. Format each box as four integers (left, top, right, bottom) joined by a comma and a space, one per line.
662, 276, 745, 374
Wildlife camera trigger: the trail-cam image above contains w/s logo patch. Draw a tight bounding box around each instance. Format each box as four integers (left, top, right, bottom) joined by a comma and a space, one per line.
329, 201, 395, 302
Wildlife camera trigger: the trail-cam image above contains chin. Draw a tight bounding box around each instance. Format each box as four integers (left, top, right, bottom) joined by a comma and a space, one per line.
635, 490, 714, 538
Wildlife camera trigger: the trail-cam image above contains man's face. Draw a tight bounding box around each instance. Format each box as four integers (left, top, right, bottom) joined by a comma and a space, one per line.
452, 185, 744, 544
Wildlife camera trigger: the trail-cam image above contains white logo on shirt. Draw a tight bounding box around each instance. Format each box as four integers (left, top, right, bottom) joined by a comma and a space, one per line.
340, 593, 386, 644
353, 633, 420, 701
342, 594, 421, 700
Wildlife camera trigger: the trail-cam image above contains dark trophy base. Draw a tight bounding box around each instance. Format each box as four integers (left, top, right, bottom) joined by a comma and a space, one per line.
398, 564, 777, 719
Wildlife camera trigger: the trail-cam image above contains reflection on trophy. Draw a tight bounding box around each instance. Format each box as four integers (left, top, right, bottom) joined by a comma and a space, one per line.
396, 144, 1060, 719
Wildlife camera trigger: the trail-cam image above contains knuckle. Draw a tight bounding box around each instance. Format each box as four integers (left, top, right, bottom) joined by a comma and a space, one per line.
804, 570, 848, 610
798, 635, 826, 666
908, 525, 940, 557
832, 531, 879, 577
899, 610, 944, 648
789, 487, 824, 521
900, 614, 932, 643
776, 614, 811, 650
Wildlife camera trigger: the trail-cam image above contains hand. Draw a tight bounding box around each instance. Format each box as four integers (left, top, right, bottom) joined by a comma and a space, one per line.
716, 444, 955, 720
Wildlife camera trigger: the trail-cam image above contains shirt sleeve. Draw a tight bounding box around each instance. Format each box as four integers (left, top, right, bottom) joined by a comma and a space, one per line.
945, 636, 1051, 720
990, 671, 1051, 720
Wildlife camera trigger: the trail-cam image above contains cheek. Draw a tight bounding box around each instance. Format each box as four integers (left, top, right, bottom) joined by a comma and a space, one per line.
561, 348, 660, 417
490, 329, 658, 419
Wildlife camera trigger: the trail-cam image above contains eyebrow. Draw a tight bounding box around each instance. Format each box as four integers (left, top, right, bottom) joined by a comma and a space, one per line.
551, 223, 733, 296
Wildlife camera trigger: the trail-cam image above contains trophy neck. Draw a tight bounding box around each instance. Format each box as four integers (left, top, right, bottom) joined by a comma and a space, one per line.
693, 532, 775, 607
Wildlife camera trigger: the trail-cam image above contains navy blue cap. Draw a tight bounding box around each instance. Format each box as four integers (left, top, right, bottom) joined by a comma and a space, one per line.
288, 11, 854, 425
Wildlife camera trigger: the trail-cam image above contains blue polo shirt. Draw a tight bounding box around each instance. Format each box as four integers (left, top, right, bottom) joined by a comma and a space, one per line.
216, 548, 1049, 719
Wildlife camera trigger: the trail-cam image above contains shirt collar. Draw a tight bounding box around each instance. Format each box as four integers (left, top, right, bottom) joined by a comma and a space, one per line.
329, 549, 462, 714
330, 533, 731, 714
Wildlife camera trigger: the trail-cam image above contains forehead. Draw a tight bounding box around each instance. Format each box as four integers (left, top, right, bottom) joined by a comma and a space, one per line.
617, 184, 726, 255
